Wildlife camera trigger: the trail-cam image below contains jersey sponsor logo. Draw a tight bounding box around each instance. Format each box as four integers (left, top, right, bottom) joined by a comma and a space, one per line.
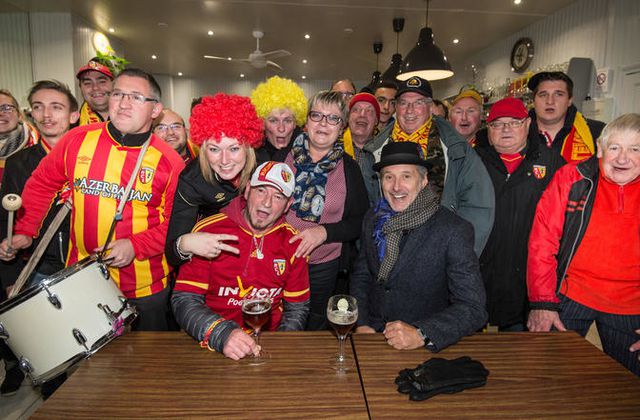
273, 259, 286, 276
532, 165, 546, 179
215, 192, 226, 202
73, 177, 153, 202
77, 155, 92, 164
138, 167, 154, 184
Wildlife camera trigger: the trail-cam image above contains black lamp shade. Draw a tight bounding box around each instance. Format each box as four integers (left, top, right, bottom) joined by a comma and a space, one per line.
397, 27, 453, 81
381, 53, 403, 83
362, 71, 382, 93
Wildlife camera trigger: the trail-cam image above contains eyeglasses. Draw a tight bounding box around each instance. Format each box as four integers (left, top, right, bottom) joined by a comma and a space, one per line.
308, 111, 342, 126
396, 98, 431, 109
110, 90, 159, 105
0, 104, 17, 114
487, 119, 528, 130
154, 122, 185, 133
376, 97, 396, 106
337, 91, 354, 100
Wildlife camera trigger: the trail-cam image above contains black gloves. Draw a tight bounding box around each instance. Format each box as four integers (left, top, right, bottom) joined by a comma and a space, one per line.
395, 356, 489, 401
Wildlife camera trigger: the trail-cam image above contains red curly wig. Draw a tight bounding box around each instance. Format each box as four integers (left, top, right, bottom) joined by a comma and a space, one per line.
189, 93, 264, 148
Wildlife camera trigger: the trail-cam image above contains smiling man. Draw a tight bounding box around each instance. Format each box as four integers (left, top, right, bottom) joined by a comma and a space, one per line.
153, 109, 198, 163
527, 71, 605, 163
527, 113, 640, 377
0, 68, 185, 332
366, 76, 494, 256
171, 161, 310, 360
343, 92, 380, 206
76, 58, 114, 125
474, 98, 564, 332
351, 141, 487, 352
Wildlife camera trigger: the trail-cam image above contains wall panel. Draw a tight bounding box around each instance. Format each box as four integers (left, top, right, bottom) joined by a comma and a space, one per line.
0, 13, 33, 106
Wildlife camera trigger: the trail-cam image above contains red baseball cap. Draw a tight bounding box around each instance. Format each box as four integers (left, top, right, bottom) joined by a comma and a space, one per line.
76, 60, 114, 80
487, 97, 528, 123
349, 92, 381, 121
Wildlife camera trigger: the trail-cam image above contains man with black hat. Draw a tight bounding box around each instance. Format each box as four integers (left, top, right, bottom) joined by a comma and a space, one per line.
351, 141, 487, 352
527, 71, 605, 163
365, 76, 494, 256
76, 58, 114, 125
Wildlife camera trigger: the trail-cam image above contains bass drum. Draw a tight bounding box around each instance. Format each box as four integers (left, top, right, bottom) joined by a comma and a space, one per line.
0, 254, 137, 384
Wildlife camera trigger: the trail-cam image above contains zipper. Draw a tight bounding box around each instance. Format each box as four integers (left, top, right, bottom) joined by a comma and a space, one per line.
58, 232, 65, 264
558, 168, 594, 293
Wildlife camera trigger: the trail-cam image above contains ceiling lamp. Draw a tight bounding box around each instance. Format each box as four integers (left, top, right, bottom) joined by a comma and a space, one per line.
363, 42, 383, 93
397, 0, 453, 81
381, 18, 405, 83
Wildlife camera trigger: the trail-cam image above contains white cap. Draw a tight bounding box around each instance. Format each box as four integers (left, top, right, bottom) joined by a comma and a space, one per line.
250, 161, 295, 197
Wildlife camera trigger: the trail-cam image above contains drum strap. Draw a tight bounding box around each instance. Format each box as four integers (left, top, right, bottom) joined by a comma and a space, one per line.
9, 200, 72, 298
100, 138, 152, 258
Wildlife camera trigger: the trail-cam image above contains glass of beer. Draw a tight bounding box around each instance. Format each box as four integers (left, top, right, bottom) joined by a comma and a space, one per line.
327, 294, 358, 372
242, 296, 272, 365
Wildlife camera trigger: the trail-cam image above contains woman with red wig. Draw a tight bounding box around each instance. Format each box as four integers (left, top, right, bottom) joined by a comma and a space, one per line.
165, 93, 264, 268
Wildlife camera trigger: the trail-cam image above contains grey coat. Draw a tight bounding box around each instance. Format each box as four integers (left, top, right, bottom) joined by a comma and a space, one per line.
350, 206, 488, 351
365, 116, 495, 256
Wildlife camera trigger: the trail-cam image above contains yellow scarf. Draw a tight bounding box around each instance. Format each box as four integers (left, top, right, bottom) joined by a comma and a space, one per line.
391, 116, 433, 157
560, 112, 595, 163
79, 102, 106, 126
343, 129, 355, 158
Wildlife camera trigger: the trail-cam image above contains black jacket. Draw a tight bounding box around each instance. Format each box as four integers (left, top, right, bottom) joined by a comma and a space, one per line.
475, 129, 565, 327
255, 127, 302, 164
0, 143, 69, 288
528, 105, 605, 162
164, 159, 238, 268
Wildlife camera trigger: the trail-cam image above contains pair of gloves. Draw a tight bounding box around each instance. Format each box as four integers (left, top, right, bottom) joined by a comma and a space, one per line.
395, 356, 489, 401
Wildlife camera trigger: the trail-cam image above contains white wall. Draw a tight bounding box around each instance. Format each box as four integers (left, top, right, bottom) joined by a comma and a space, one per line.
436, 0, 640, 117
0, 13, 33, 107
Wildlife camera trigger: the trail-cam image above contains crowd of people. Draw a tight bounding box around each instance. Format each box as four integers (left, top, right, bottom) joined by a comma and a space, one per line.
0, 57, 638, 398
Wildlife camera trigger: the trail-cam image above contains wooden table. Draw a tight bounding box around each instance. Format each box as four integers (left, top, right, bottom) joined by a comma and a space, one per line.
354, 332, 640, 419
33, 331, 368, 419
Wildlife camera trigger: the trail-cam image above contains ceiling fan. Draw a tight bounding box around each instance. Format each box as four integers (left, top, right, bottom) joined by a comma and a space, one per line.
204, 30, 291, 70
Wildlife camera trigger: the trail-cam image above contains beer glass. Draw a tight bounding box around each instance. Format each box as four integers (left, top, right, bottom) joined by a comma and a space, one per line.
327, 294, 358, 372
242, 296, 272, 365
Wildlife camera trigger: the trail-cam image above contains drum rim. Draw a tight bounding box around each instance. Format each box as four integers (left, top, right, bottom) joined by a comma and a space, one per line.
0, 255, 103, 313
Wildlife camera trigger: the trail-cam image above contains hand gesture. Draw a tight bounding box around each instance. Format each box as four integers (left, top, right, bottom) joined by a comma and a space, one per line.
289, 225, 327, 258
180, 232, 239, 259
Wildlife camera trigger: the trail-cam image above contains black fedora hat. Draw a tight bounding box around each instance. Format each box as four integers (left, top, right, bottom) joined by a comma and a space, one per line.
373, 141, 429, 172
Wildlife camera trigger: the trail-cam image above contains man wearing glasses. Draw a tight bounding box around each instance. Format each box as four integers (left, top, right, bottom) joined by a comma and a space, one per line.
366, 76, 494, 257
153, 109, 198, 163
330, 78, 356, 101
1, 68, 185, 331
474, 97, 564, 332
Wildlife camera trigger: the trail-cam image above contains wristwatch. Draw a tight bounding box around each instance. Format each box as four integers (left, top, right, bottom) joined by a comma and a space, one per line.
416, 326, 435, 350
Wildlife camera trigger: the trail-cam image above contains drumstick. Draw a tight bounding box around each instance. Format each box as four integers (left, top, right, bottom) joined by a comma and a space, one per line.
2, 193, 22, 250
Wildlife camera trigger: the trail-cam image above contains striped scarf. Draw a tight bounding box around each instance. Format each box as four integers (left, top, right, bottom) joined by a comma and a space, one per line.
79, 102, 106, 126
391, 116, 432, 157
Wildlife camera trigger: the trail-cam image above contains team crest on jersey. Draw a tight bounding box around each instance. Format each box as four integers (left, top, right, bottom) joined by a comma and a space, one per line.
139, 167, 154, 184
532, 165, 546, 179
273, 259, 286, 276
281, 169, 291, 183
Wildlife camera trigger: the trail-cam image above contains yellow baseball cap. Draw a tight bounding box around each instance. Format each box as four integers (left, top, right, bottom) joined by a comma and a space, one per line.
452, 89, 483, 106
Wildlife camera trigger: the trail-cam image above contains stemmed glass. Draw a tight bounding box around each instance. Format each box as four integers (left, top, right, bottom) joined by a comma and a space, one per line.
327, 294, 358, 372
242, 296, 272, 365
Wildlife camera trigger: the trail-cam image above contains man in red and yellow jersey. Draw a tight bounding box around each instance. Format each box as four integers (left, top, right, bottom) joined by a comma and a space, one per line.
527, 114, 640, 376
172, 161, 310, 361
76, 58, 113, 125
527, 71, 605, 164
0, 68, 185, 331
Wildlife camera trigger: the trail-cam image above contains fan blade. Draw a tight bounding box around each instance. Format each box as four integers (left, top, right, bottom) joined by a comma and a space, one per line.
261, 50, 291, 60
204, 55, 244, 62
267, 61, 283, 70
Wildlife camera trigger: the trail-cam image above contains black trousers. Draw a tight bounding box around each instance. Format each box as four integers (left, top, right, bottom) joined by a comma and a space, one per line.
560, 296, 640, 376
129, 286, 171, 331
305, 259, 340, 331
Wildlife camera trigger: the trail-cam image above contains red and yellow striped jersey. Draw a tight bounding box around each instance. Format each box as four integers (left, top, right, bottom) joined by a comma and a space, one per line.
16, 122, 185, 298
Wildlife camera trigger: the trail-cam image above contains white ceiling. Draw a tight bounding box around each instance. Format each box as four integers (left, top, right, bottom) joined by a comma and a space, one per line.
2, 0, 577, 84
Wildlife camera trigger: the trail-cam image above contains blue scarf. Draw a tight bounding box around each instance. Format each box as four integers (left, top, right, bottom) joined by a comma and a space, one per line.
373, 198, 396, 262
290, 133, 344, 222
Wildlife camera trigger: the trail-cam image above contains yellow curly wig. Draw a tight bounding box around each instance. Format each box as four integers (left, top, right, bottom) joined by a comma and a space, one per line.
250, 76, 308, 126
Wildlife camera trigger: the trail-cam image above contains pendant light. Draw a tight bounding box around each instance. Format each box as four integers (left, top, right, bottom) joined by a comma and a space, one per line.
397, 0, 453, 81
363, 42, 383, 93
381, 18, 405, 83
